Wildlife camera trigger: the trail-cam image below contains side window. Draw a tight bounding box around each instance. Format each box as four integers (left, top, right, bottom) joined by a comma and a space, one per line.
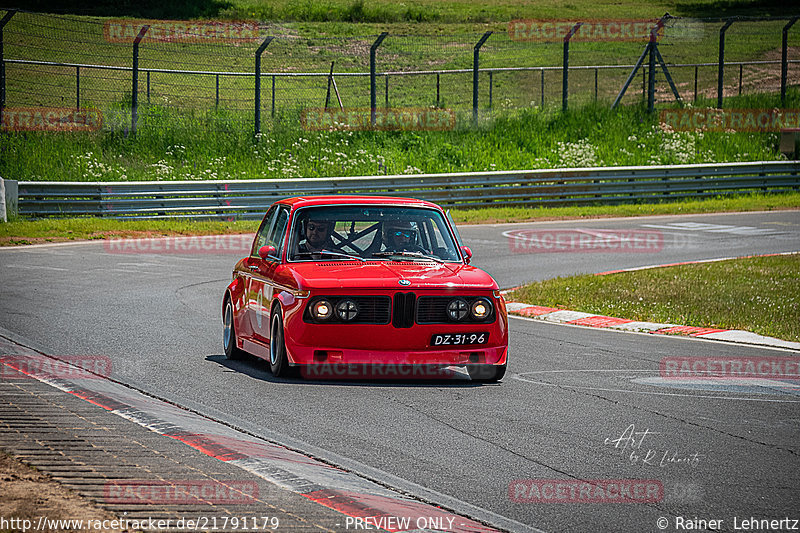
266, 207, 289, 257
251, 206, 278, 257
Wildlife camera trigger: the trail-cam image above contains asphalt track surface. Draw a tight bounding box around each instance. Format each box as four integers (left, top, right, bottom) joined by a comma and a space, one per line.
1, 210, 799, 532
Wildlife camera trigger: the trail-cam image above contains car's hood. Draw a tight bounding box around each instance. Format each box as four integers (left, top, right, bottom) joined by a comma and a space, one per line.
277, 261, 498, 291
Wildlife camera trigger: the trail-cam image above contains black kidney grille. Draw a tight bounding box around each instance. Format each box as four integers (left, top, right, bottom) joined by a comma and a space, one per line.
417, 296, 495, 324
392, 292, 416, 328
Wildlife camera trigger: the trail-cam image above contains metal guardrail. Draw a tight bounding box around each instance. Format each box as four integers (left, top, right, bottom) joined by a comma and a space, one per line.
16, 161, 800, 220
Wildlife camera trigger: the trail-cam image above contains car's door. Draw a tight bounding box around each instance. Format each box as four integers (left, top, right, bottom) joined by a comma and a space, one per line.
245, 205, 289, 342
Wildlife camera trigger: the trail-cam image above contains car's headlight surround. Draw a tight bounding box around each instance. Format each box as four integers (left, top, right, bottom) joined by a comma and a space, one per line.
335, 299, 359, 322
312, 299, 333, 321
470, 298, 492, 320
447, 298, 470, 322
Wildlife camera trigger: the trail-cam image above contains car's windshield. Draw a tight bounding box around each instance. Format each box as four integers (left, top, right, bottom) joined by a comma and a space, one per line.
289, 205, 461, 262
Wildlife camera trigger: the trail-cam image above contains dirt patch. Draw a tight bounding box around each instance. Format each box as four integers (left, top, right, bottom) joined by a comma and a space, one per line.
0, 450, 131, 532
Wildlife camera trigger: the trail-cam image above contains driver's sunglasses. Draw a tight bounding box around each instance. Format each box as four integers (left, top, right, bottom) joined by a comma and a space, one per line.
392, 230, 413, 239
307, 223, 328, 233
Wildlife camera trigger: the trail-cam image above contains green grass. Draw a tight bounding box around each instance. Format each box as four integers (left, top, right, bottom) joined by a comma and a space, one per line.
450, 192, 800, 224
3, 91, 797, 183
23, 0, 798, 22
506, 254, 800, 342
2, 193, 798, 244
0, 217, 259, 246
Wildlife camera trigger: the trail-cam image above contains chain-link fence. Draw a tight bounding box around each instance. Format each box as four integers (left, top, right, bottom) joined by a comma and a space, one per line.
1, 10, 798, 134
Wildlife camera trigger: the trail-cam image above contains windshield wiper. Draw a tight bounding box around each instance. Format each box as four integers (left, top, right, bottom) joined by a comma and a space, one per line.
372, 251, 445, 264
295, 250, 366, 262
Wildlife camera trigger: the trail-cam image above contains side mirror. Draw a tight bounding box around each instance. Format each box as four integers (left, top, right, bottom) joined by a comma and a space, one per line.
258, 245, 277, 260
460, 246, 472, 264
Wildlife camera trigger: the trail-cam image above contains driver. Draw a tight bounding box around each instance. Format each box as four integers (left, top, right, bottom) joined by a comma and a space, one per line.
383, 220, 424, 253
298, 216, 336, 254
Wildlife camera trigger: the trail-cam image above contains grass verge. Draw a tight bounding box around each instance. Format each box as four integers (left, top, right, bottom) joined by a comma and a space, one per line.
506, 254, 800, 342
1, 192, 798, 245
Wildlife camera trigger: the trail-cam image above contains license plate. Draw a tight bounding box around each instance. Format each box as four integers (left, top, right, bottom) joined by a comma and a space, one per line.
431, 333, 489, 346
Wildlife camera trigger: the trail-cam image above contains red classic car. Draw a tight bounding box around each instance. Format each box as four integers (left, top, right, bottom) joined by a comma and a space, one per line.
222, 196, 508, 382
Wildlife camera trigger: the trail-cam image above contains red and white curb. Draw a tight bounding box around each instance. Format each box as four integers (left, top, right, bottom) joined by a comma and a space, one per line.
505, 303, 800, 351
0, 334, 533, 533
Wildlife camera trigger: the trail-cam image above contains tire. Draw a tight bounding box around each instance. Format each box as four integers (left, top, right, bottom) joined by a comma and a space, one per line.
223, 298, 246, 360
467, 363, 506, 382
269, 306, 291, 377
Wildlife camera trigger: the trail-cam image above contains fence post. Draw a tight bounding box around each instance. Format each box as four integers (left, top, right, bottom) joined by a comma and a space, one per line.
489, 71, 493, 108
473, 31, 492, 124
717, 19, 734, 108
782, 17, 799, 104
215, 74, 219, 107
541, 69, 544, 107
271, 75, 275, 118
385, 74, 389, 108
370, 32, 388, 127
131, 25, 149, 137
0, 9, 18, 128
694, 65, 698, 102
436, 73, 440, 107
254, 35, 274, 136
562, 23, 582, 111
76, 66, 80, 108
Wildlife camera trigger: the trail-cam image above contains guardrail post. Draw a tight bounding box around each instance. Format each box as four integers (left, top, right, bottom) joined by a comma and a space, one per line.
254, 36, 274, 136
472, 31, 492, 124
562, 23, 582, 111
717, 18, 734, 108
782, 17, 799, 104
370, 32, 388, 127
0, 9, 18, 129
0, 177, 17, 221
131, 25, 149, 137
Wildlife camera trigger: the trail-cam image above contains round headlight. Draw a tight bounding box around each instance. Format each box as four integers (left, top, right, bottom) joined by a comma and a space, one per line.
471, 298, 492, 320
312, 299, 333, 321
335, 299, 359, 322
447, 298, 469, 322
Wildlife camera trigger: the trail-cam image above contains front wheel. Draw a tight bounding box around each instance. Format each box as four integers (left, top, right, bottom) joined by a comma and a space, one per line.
467, 363, 506, 382
223, 298, 246, 360
269, 306, 290, 377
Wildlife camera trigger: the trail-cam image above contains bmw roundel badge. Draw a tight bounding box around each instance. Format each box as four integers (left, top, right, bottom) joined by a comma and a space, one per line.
398, 279, 411, 286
